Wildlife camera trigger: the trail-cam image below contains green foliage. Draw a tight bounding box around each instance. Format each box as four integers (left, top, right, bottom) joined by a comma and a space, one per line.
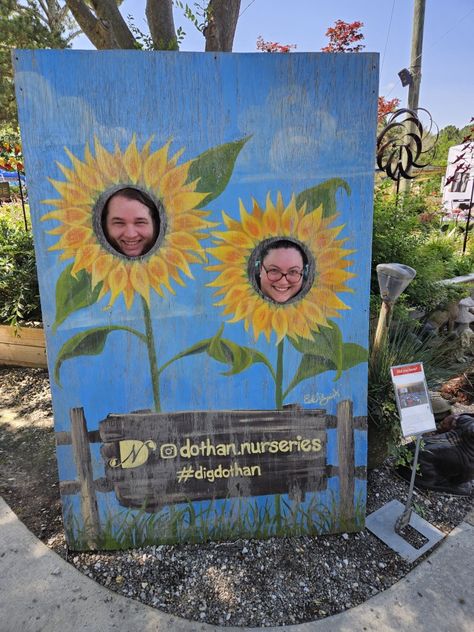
63, 491, 361, 550
159, 323, 274, 378
286, 321, 367, 394
174, 1, 211, 34
126, 14, 160, 50
392, 440, 424, 473
432, 123, 472, 167
368, 318, 464, 447
0, 216, 41, 327
371, 186, 472, 313
1, 1, 77, 127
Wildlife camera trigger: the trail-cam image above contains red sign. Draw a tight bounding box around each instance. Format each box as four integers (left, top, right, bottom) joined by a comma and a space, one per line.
391, 363, 422, 377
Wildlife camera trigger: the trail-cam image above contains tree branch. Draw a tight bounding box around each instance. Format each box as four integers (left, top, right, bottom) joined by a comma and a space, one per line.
89, 0, 136, 48
65, 0, 110, 48
205, 0, 241, 52
146, 0, 177, 50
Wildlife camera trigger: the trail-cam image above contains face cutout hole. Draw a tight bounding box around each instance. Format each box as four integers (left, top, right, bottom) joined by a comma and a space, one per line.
94, 186, 165, 260
248, 237, 315, 305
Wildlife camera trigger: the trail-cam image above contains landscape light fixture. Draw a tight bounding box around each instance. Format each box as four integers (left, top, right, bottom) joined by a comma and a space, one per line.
371, 263, 417, 363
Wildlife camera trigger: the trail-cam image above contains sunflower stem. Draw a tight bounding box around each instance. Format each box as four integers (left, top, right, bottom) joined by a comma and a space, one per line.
275, 339, 284, 409
141, 296, 161, 412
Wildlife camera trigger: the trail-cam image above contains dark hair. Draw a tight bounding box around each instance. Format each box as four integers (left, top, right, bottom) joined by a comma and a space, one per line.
102, 187, 160, 239
260, 239, 308, 267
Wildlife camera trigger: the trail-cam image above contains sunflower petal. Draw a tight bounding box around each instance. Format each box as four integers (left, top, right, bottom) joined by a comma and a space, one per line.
49, 226, 93, 251
130, 263, 150, 304
143, 140, 171, 189
272, 309, 288, 343
107, 263, 129, 306
147, 256, 175, 294
252, 303, 273, 342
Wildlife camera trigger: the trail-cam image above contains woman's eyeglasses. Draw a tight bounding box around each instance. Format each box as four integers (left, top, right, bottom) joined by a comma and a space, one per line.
262, 264, 303, 283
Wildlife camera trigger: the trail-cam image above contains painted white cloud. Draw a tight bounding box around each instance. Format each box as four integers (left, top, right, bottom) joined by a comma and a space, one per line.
15, 70, 129, 151
237, 83, 356, 180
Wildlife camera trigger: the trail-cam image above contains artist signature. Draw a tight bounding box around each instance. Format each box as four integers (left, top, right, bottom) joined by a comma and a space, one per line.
303, 388, 340, 406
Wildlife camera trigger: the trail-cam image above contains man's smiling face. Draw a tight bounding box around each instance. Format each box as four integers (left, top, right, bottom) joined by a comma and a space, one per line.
105, 194, 156, 257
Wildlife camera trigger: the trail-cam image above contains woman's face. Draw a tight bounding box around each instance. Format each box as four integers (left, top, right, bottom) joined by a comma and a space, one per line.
260, 247, 304, 303
105, 194, 156, 257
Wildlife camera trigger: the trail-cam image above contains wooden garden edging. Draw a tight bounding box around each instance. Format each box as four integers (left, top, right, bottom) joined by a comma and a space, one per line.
0, 324, 47, 368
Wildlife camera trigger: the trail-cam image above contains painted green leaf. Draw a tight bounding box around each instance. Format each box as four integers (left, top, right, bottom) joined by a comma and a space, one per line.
54, 326, 146, 386
53, 265, 102, 332
289, 322, 344, 378
296, 178, 351, 218
341, 342, 368, 369
187, 136, 251, 206
207, 328, 272, 376
285, 323, 368, 398
158, 324, 274, 378
285, 354, 336, 397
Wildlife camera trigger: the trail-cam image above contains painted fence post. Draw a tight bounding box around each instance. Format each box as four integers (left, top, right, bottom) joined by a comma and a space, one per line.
70, 407, 100, 548
337, 399, 356, 528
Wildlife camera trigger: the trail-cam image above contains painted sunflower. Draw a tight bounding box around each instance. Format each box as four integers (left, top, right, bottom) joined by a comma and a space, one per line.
207, 193, 355, 343
42, 136, 213, 308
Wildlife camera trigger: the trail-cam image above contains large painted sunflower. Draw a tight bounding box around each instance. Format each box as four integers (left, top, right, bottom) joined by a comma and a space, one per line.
207, 193, 355, 343
42, 136, 213, 308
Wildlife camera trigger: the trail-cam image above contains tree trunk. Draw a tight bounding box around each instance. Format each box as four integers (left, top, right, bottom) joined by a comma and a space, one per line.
146, 0, 178, 50
66, 0, 241, 52
65, 0, 136, 49
65, 0, 109, 49
205, 0, 241, 52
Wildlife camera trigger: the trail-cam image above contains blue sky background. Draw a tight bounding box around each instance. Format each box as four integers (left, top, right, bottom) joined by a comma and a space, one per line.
70, 0, 474, 131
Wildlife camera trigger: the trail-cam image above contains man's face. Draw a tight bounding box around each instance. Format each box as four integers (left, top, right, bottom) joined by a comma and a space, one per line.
105, 194, 156, 257
260, 247, 304, 303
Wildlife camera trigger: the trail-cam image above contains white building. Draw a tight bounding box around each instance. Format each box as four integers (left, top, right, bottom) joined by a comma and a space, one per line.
442, 143, 474, 218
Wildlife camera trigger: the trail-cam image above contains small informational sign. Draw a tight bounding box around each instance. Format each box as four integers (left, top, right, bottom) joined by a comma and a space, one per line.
391, 363, 436, 437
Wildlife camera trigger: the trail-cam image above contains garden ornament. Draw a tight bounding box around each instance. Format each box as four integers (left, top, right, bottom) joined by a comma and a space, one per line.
397, 413, 474, 495
429, 393, 452, 425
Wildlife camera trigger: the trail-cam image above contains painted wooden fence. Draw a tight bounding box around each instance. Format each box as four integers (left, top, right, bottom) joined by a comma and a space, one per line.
57, 402, 366, 548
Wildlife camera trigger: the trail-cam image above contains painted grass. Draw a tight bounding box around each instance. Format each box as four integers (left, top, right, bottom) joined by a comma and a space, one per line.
63, 492, 366, 551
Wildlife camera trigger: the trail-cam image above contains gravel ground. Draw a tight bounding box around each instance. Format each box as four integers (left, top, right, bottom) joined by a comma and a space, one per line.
1, 367, 473, 627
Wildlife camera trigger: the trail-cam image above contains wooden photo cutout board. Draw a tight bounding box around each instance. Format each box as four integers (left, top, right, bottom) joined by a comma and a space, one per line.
14, 51, 378, 550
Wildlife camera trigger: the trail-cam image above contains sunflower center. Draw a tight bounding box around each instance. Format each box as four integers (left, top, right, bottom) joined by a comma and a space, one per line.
248, 237, 315, 305
93, 185, 167, 260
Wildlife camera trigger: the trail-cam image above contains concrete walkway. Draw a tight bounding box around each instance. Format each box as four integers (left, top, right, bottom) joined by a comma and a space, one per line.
1, 497, 473, 632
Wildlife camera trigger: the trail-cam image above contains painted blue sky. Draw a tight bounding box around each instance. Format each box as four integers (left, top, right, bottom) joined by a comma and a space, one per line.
70, 0, 474, 131
15, 50, 376, 419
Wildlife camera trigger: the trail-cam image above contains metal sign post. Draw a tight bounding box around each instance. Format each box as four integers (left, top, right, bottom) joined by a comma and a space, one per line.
366, 363, 444, 562
394, 435, 422, 533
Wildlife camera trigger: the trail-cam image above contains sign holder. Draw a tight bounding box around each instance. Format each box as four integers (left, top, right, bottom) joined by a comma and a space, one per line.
366, 362, 444, 562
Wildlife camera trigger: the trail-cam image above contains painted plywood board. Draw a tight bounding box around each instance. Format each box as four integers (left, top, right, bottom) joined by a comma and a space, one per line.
14, 50, 378, 549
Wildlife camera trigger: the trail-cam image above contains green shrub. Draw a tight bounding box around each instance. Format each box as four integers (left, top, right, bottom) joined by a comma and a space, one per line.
0, 217, 41, 327
371, 187, 471, 312
368, 318, 465, 447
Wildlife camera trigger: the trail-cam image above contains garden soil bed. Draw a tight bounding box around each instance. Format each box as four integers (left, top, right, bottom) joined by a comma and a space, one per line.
0, 366, 473, 627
